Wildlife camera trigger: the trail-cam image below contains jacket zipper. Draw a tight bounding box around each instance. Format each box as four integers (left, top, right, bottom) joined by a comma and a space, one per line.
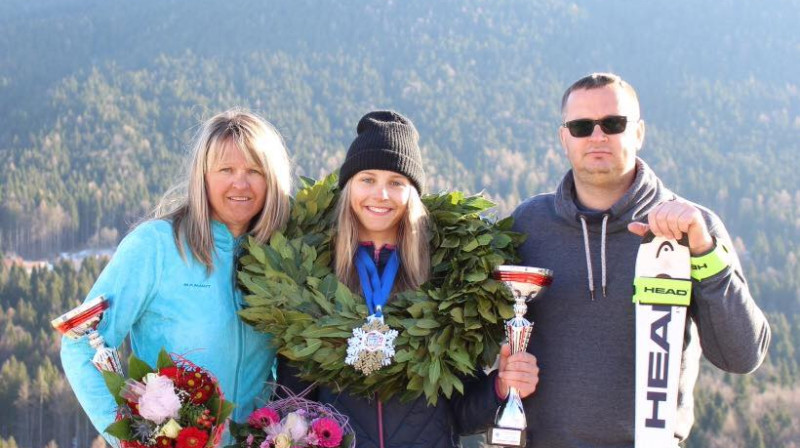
232, 248, 244, 408
377, 397, 385, 448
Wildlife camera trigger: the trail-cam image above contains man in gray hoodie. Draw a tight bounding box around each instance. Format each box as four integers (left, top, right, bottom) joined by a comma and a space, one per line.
510, 72, 771, 447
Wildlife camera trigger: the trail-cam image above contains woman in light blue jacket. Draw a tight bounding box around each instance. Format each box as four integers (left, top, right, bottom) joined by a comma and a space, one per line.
60, 108, 292, 445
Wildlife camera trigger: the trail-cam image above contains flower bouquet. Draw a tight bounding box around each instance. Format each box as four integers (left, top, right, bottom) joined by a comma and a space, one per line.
102, 348, 235, 448
227, 386, 355, 448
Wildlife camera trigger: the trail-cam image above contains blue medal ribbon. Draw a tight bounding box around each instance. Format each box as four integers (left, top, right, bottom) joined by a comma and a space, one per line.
354, 245, 400, 318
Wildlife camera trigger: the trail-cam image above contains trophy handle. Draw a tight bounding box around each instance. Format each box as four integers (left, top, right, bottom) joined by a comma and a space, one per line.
52, 295, 124, 374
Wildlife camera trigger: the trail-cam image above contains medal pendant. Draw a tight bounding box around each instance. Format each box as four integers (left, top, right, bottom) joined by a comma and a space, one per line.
345, 315, 399, 376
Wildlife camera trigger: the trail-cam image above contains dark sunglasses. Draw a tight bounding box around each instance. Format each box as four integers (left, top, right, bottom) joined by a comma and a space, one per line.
562, 115, 633, 138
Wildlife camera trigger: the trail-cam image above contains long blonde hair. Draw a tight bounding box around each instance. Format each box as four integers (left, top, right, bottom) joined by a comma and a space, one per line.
333, 180, 430, 293
153, 108, 292, 270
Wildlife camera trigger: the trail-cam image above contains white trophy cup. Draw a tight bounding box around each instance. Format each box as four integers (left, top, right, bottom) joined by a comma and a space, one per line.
487, 265, 553, 447
51, 295, 123, 374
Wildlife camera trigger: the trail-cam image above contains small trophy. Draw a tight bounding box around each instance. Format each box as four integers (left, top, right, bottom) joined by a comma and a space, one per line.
51, 295, 123, 374
487, 265, 553, 447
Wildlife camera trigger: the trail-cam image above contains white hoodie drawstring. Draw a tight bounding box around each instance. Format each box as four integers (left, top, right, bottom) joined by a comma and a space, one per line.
579, 216, 595, 301
579, 214, 610, 300
601, 214, 608, 298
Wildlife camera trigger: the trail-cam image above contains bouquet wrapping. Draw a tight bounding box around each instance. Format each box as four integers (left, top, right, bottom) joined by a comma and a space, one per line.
228, 385, 355, 448
102, 349, 235, 448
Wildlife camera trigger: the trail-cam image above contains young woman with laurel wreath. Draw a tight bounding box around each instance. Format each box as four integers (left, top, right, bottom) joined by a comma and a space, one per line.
60, 108, 292, 446
274, 110, 540, 448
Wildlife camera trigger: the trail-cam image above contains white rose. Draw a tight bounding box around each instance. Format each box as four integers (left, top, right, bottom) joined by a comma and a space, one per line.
158, 419, 182, 439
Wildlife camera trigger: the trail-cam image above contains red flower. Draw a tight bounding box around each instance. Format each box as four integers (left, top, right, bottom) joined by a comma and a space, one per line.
127, 400, 141, 416
156, 436, 175, 448
181, 371, 211, 392
189, 383, 213, 404
176, 427, 209, 448
311, 418, 343, 448
158, 367, 180, 381
121, 441, 149, 448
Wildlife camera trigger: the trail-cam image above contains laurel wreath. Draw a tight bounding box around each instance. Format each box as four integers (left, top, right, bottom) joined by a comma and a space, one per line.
237, 173, 524, 405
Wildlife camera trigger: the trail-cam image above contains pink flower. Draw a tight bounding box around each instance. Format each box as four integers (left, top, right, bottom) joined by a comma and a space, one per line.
138, 374, 181, 424
311, 418, 343, 448
248, 407, 280, 429
245, 434, 254, 447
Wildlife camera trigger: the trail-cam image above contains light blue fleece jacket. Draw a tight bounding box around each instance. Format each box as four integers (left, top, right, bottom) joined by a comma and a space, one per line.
60, 219, 275, 445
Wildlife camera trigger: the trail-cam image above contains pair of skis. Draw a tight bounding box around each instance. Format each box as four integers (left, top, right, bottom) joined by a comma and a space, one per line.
633, 233, 692, 447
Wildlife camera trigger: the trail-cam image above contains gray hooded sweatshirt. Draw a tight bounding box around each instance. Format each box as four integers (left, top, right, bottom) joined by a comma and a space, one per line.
511, 158, 770, 447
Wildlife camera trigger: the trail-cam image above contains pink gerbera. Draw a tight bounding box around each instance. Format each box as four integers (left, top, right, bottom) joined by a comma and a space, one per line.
248, 407, 280, 429
310, 418, 343, 448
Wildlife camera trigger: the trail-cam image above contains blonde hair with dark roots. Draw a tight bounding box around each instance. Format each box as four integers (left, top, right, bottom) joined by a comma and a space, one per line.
333, 180, 430, 294
152, 108, 292, 270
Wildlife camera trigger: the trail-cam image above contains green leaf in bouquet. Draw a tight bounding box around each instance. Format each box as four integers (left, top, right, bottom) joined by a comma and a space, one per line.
225, 421, 250, 448
128, 354, 153, 381
104, 418, 134, 441
156, 348, 174, 370
218, 399, 236, 426
339, 433, 355, 448
102, 370, 126, 405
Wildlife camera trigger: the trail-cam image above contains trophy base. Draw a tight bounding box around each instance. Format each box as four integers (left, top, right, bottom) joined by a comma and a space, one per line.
487, 427, 526, 447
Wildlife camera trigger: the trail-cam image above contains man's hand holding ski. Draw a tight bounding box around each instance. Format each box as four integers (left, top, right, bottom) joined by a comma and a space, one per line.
628, 199, 714, 255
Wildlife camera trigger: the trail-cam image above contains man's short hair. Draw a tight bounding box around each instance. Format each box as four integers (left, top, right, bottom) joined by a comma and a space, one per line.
560, 73, 640, 116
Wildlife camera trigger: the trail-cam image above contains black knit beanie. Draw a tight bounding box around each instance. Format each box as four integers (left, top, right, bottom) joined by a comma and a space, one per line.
338, 110, 426, 193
